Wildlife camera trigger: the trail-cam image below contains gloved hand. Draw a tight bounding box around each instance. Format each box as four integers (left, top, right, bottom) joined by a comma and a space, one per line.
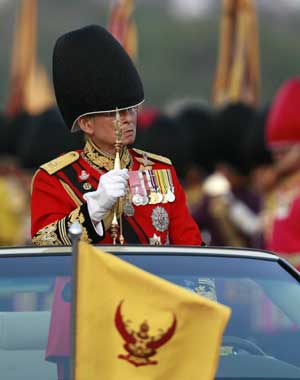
227, 193, 262, 237
83, 168, 129, 223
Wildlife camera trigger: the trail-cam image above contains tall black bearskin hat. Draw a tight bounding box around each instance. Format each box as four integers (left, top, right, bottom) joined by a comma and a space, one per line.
174, 104, 216, 175
214, 102, 256, 175
17, 107, 85, 170
53, 25, 144, 132
241, 106, 273, 171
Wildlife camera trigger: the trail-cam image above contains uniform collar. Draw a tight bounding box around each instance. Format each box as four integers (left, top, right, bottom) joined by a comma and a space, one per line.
83, 138, 131, 171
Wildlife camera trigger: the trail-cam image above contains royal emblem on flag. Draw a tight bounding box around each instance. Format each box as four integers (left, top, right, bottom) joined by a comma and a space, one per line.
115, 300, 176, 367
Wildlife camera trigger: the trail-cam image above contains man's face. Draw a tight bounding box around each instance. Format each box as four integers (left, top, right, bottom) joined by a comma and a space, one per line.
271, 144, 300, 177
80, 107, 138, 154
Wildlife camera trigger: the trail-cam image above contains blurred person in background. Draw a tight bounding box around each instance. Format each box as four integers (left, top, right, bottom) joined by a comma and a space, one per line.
16, 107, 84, 171
0, 107, 85, 246
193, 102, 264, 248
135, 113, 186, 177
136, 101, 216, 215
242, 106, 274, 197
264, 78, 300, 268
0, 113, 30, 245
172, 103, 216, 214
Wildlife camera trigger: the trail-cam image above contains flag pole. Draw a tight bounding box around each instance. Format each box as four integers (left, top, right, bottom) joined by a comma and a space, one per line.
68, 221, 82, 380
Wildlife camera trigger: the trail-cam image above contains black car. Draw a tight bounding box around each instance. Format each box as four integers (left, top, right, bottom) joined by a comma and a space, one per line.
0, 245, 299, 379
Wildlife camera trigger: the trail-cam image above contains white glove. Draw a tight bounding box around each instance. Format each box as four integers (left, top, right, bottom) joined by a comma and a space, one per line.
228, 195, 262, 237
83, 168, 129, 225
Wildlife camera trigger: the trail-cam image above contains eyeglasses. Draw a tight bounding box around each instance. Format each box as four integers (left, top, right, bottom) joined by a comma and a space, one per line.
103, 106, 139, 119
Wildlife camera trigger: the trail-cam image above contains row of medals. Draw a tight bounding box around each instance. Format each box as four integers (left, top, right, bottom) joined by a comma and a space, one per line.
123, 169, 176, 217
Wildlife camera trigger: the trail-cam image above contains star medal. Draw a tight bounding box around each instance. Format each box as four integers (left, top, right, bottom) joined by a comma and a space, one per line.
149, 233, 162, 245
151, 206, 169, 232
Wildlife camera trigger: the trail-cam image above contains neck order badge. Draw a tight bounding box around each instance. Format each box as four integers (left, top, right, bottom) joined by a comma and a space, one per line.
74, 242, 231, 380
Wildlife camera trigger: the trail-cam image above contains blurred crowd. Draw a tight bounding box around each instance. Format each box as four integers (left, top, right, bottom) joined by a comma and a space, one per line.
1, 77, 300, 266
136, 77, 300, 268
0, 107, 85, 245
136, 100, 270, 249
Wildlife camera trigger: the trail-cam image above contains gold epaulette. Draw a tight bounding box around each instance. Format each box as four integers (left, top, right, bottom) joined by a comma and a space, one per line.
40, 151, 80, 175
132, 148, 172, 165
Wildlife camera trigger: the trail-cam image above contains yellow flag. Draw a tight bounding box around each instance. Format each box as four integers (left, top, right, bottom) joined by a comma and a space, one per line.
74, 242, 231, 380
23, 63, 55, 115
5, 0, 37, 116
6, 0, 55, 116
108, 0, 138, 61
212, 0, 260, 107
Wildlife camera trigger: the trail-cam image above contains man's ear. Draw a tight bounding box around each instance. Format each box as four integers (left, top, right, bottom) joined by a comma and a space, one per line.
78, 116, 94, 135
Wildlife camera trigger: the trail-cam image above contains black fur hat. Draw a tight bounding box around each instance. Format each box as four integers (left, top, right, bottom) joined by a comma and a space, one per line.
214, 102, 256, 175
53, 25, 144, 132
17, 107, 85, 170
241, 106, 273, 170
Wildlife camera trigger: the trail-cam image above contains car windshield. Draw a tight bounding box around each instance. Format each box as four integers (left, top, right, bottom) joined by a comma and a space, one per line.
0, 249, 299, 380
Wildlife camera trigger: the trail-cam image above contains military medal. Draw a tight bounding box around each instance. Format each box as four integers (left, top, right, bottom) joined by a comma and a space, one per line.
138, 171, 149, 205
167, 190, 175, 202
132, 187, 143, 206
153, 171, 164, 203
149, 170, 163, 203
142, 170, 151, 202
157, 170, 169, 203
129, 171, 147, 206
123, 199, 135, 216
123, 187, 135, 216
151, 206, 169, 232
144, 170, 158, 204
166, 169, 175, 202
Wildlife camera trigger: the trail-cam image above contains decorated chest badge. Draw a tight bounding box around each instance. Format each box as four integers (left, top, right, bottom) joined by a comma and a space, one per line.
151, 206, 170, 232
128, 169, 175, 207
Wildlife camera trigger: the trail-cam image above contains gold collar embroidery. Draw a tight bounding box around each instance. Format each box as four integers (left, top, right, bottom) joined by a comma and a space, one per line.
83, 139, 132, 172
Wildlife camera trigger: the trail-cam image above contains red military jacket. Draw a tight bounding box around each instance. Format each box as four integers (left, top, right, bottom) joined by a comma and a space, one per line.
264, 172, 300, 267
31, 139, 202, 246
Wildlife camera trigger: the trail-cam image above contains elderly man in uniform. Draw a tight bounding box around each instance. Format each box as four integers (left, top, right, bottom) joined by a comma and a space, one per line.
30, 25, 202, 246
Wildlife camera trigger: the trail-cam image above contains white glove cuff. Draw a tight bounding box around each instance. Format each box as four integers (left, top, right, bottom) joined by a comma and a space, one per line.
83, 190, 107, 222
94, 221, 104, 236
